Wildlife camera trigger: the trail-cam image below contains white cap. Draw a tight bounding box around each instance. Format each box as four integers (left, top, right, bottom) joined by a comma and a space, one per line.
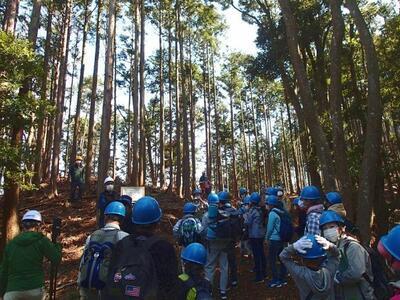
104, 176, 114, 184
22, 210, 42, 222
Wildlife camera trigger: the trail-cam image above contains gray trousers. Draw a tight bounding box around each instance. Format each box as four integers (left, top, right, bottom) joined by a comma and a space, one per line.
4, 287, 44, 300
205, 241, 229, 292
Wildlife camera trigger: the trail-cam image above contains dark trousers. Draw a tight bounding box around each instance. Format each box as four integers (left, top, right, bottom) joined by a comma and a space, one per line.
249, 238, 266, 281
227, 243, 238, 283
70, 181, 84, 202
268, 240, 286, 281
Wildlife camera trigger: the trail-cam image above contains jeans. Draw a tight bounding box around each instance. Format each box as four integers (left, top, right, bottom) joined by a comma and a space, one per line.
249, 238, 266, 281
268, 240, 286, 281
4, 287, 44, 300
70, 181, 84, 202
205, 241, 229, 292
227, 242, 238, 283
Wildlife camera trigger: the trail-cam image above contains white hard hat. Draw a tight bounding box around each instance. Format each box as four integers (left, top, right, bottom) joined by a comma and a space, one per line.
104, 176, 114, 184
22, 210, 42, 222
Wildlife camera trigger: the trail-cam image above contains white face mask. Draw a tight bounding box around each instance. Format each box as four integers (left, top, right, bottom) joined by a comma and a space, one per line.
106, 184, 114, 192
323, 227, 339, 243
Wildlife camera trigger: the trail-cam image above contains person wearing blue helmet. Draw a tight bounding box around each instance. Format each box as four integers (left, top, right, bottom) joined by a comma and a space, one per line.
244, 192, 267, 283
218, 190, 241, 289
78, 201, 129, 298
238, 195, 252, 259
265, 187, 278, 196
325, 191, 347, 219
319, 210, 375, 299
173, 202, 202, 248
201, 192, 230, 299
280, 234, 340, 299
264, 196, 288, 288
179, 243, 212, 300
239, 187, 248, 201
300, 185, 324, 236
117, 195, 135, 234
107, 196, 183, 300
378, 225, 400, 298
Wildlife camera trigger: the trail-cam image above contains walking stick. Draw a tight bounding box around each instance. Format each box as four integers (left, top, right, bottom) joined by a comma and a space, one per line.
49, 217, 61, 300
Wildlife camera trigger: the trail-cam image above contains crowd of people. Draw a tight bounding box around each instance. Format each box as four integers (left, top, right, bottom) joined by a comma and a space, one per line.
0, 169, 399, 300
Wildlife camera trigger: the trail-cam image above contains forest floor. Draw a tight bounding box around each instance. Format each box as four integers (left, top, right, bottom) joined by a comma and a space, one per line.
10, 181, 299, 300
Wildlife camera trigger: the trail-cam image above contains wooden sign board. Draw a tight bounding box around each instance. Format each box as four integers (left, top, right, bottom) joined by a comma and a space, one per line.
120, 186, 145, 204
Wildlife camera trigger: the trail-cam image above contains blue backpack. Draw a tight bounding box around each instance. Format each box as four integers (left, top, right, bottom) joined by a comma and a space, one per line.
273, 209, 294, 243
79, 229, 121, 290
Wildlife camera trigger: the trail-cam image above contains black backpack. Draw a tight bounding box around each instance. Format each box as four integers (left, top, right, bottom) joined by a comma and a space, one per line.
343, 240, 391, 300
209, 210, 242, 240
106, 235, 160, 299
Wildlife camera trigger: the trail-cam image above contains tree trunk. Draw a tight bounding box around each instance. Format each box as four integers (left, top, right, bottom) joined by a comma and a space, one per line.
158, 0, 165, 189
280, 106, 294, 194
33, 0, 50, 186
2, 0, 20, 33
328, 0, 355, 219
27, 0, 42, 46
203, 46, 211, 182
139, 0, 146, 186
112, 29, 117, 178
211, 52, 222, 191
240, 98, 251, 191
131, 0, 140, 186
230, 94, 238, 198
71, 0, 90, 163
86, 0, 102, 186
188, 37, 196, 191
167, 25, 174, 192
97, 0, 116, 195
278, 0, 336, 191
179, 16, 191, 200
50, 0, 72, 197
345, 0, 383, 244
175, 2, 182, 197
250, 86, 261, 190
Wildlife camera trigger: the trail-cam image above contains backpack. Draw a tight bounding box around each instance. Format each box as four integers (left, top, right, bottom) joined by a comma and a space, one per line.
106, 235, 160, 299
179, 274, 212, 300
273, 209, 294, 243
179, 217, 201, 247
209, 210, 242, 240
343, 240, 391, 299
79, 229, 121, 290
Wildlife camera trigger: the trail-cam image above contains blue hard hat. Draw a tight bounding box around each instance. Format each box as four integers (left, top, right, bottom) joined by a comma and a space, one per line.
218, 191, 231, 203
380, 225, 400, 261
132, 196, 162, 225
183, 202, 197, 215
299, 234, 327, 259
293, 197, 300, 206
250, 192, 261, 204
265, 187, 278, 196
193, 188, 202, 196
239, 187, 247, 195
243, 195, 251, 205
181, 242, 207, 265
104, 201, 126, 217
319, 210, 345, 228
266, 195, 280, 206
326, 192, 342, 205
207, 193, 219, 205
119, 195, 133, 206
300, 186, 321, 201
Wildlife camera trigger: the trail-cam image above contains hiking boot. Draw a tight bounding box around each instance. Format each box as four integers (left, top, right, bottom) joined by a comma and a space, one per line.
220, 291, 228, 300
267, 279, 282, 288
253, 278, 264, 284
231, 280, 238, 288
279, 280, 288, 286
